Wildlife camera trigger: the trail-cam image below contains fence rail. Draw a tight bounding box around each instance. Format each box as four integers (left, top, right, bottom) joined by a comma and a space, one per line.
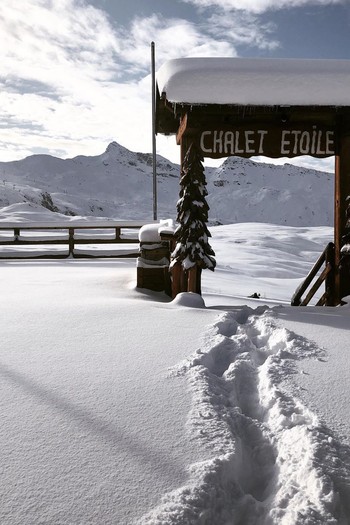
291, 242, 335, 306
0, 221, 149, 259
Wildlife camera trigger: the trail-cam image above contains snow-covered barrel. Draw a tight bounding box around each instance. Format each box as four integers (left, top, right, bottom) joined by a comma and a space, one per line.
137, 220, 175, 294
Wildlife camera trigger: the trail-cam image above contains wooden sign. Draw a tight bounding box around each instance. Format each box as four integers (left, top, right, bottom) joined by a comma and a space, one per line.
197, 125, 336, 159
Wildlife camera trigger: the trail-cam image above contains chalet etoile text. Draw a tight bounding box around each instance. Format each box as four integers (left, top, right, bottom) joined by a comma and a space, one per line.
199, 126, 335, 158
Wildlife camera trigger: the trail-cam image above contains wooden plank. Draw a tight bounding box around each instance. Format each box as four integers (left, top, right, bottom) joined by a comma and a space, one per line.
0, 239, 68, 245
291, 245, 328, 306
71, 251, 139, 259
0, 252, 139, 260
158, 97, 350, 138
0, 253, 68, 260
73, 238, 139, 244
316, 293, 328, 306
0, 221, 151, 230
196, 124, 336, 159
0, 238, 138, 245
300, 263, 332, 306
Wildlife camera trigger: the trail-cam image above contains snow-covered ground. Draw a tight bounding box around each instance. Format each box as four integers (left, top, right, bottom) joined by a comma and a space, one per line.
1, 222, 350, 524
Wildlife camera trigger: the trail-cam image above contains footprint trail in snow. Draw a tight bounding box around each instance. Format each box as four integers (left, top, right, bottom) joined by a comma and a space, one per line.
140, 306, 350, 525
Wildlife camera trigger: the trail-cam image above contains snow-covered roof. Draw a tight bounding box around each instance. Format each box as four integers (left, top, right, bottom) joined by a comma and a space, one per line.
157, 58, 350, 107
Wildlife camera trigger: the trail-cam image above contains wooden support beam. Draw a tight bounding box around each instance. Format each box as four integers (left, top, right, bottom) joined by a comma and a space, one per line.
176, 113, 188, 145
325, 242, 335, 306
170, 263, 182, 298
187, 266, 197, 293
115, 227, 121, 241
68, 228, 74, 256
334, 133, 350, 304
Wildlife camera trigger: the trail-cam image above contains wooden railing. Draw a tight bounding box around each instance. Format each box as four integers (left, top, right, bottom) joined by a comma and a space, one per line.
291, 242, 335, 306
0, 221, 150, 259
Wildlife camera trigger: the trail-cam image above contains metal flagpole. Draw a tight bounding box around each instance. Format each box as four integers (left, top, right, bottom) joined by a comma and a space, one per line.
151, 41, 157, 220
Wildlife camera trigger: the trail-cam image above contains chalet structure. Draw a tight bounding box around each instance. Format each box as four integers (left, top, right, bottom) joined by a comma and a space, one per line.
156, 57, 350, 306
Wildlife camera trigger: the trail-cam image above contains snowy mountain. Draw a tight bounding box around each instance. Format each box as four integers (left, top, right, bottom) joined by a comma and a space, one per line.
0, 141, 333, 226
209, 156, 333, 226
0, 142, 179, 221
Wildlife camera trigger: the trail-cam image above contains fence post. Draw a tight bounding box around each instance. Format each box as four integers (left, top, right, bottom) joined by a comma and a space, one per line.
115, 227, 121, 241
68, 228, 74, 256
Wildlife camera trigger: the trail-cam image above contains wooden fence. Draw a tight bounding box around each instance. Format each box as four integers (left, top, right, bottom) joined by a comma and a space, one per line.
291, 242, 335, 306
0, 221, 150, 259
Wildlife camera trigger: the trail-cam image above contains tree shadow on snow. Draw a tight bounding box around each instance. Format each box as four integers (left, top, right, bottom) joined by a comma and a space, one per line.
0, 360, 184, 485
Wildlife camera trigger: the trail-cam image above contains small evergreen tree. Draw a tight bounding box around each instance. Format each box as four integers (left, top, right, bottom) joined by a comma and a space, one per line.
171, 143, 216, 275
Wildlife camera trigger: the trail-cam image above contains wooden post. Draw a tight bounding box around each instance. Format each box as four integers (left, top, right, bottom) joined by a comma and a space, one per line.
325, 242, 335, 306
171, 263, 182, 298
115, 227, 121, 241
196, 267, 202, 295
180, 268, 187, 293
187, 266, 197, 293
68, 228, 74, 257
334, 133, 350, 304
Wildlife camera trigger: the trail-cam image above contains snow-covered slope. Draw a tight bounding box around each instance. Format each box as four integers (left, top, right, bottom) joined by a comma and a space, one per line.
208, 157, 333, 226
0, 141, 333, 226
1, 224, 350, 524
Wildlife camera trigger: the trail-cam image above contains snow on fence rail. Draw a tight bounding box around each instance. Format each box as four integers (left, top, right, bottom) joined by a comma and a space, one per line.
0, 221, 152, 259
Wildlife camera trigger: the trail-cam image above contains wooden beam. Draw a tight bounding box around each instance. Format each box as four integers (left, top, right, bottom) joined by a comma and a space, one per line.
176, 113, 188, 145
334, 133, 350, 303
158, 100, 350, 137
300, 263, 332, 306
170, 263, 182, 298
291, 243, 329, 305
187, 266, 197, 293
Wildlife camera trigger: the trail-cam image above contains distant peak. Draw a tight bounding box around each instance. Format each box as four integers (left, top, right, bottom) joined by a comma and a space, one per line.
105, 141, 130, 155
105, 141, 120, 152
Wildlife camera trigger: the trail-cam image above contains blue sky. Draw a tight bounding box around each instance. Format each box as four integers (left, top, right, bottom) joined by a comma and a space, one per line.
0, 0, 349, 170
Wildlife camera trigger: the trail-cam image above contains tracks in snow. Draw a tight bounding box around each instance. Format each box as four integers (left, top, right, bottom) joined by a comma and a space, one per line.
141, 306, 349, 525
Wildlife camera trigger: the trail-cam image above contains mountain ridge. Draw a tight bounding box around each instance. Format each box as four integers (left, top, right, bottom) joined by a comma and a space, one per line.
0, 141, 333, 226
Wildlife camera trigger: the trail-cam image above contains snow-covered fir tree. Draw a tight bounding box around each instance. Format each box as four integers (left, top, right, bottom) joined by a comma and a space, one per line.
171, 143, 216, 275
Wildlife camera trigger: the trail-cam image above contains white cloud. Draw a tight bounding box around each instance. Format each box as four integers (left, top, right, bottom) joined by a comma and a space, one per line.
206, 11, 279, 50
182, 0, 346, 14
119, 12, 279, 69
0, 0, 244, 162
0, 0, 308, 165
118, 14, 237, 73
0, 1, 121, 84
0, 0, 147, 159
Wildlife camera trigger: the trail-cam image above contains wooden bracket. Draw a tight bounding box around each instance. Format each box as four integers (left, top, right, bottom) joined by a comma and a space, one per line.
176, 113, 188, 145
